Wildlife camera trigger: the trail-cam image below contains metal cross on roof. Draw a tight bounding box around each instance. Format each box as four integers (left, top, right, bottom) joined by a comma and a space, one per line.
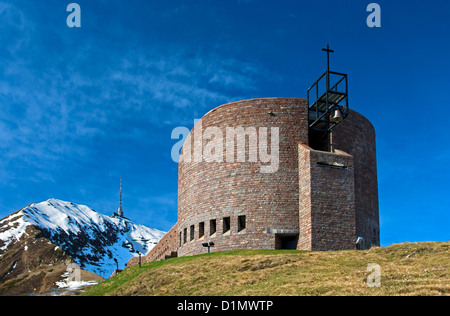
322, 44, 334, 89
322, 44, 334, 72
307, 45, 349, 133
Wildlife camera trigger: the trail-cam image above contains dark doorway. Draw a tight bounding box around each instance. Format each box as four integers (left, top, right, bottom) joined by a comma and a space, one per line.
275, 234, 299, 250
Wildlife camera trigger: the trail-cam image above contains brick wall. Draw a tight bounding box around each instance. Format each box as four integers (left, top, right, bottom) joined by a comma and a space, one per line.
177, 98, 309, 256
127, 223, 179, 266
298, 144, 312, 250
298, 144, 356, 251
331, 110, 379, 248
136, 98, 379, 261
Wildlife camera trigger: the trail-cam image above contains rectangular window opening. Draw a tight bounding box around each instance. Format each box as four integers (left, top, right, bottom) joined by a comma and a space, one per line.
238, 215, 246, 232
199, 222, 205, 238
309, 129, 330, 152
190, 225, 195, 242
183, 228, 187, 244
210, 219, 217, 236
223, 217, 231, 234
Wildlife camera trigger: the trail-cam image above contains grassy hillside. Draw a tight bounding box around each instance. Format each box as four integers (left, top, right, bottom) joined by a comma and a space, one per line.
81, 242, 449, 296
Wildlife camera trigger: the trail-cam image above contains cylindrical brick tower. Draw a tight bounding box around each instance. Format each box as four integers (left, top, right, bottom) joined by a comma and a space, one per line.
176, 97, 379, 257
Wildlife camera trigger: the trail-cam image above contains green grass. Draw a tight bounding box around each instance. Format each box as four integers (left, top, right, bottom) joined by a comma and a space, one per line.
81, 242, 449, 296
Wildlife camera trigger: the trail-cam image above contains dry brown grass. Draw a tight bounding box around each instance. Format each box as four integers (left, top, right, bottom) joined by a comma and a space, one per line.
82, 242, 449, 296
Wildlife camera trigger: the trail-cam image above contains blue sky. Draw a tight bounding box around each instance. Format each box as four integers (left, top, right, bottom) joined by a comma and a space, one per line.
0, 0, 449, 246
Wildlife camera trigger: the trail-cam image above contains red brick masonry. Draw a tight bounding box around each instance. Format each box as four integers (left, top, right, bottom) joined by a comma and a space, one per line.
128, 97, 379, 266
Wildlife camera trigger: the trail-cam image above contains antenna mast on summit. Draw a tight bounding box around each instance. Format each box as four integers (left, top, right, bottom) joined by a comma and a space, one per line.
118, 176, 123, 217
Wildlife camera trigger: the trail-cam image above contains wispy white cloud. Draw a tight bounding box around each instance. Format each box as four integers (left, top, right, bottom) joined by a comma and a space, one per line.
0, 1, 266, 185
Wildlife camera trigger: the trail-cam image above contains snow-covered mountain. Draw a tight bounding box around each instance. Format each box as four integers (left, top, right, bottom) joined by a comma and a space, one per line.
0, 199, 166, 278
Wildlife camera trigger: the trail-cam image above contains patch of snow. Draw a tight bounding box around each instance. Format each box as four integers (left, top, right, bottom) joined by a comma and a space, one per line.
1, 198, 166, 278
55, 271, 99, 290
55, 279, 98, 290
6, 261, 18, 276
0, 214, 29, 252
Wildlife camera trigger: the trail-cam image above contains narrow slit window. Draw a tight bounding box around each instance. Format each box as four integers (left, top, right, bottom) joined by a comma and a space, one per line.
190, 225, 195, 241
238, 215, 246, 232
210, 219, 217, 236
223, 217, 231, 234
199, 222, 205, 238
183, 228, 187, 244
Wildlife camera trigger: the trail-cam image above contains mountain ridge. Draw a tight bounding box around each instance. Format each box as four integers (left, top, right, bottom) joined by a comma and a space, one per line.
0, 199, 166, 295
